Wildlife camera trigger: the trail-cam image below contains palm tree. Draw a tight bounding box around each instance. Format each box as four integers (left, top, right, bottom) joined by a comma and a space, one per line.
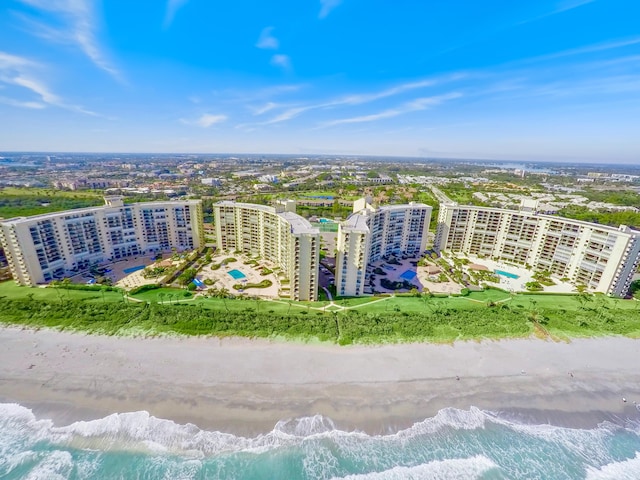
219, 287, 230, 312
158, 292, 165, 305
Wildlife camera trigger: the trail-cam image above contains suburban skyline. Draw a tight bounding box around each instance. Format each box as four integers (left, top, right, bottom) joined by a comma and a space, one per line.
1, 0, 639, 163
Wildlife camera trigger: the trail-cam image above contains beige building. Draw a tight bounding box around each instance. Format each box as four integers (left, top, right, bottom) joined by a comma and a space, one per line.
336, 199, 432, 296
0, 196, 204, 285
212, 201, 320, 301
435, 203, 640, 296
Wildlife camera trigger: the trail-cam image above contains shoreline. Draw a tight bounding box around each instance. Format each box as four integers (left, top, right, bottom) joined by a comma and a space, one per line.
1, 327, 640, 436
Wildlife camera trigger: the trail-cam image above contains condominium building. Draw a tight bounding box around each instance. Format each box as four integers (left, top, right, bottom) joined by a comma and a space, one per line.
435, 203, 640, 296
212, 201, 320, 301
336, 199, 432, 296
0, 196, 204, 285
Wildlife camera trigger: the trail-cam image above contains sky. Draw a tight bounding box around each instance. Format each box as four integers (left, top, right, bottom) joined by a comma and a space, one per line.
0, 0, 639, 163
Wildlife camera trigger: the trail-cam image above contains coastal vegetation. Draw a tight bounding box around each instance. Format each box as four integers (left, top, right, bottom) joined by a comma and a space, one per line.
0, 188, 103, 218
1, 281, 639, 344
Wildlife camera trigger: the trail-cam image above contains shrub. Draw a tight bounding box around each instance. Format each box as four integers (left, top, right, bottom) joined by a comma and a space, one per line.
128, 284, 160, 295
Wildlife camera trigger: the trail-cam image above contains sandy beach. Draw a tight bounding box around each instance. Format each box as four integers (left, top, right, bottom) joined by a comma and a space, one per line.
1, 327, 639, 435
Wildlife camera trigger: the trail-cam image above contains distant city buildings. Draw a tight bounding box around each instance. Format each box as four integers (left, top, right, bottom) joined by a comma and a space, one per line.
0, 196, 204, 285
336, 198, 432, 296
435, 203, 640, 296
212, 201, 320, 301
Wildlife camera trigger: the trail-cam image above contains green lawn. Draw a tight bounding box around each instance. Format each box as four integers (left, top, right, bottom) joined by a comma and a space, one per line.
0, 281, 125, 303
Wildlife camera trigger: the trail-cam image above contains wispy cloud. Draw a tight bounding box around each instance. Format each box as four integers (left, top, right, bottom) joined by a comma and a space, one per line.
16, 0, 122, 82
256, 27, 279, 50
337, 75, 466, 105
259, 75, 464, 124
164, 0, 189, 28
271, 54, 292, 72
517, 0, 596, 25
180, 113, 228, 127
320, 92, 462, 127
319, 0, 342, 19
0, 96, 46, 109
250, 102, 280, 115
0, 51, 97, 114
526, 36, 640, 63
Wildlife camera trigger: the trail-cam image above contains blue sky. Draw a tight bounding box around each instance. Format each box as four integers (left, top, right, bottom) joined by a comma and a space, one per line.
0, 0, 639, 162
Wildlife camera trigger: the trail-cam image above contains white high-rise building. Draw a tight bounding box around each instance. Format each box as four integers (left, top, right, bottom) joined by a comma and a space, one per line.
336, 199, 432, 297
0, 196, 204, 286
435, 203, 640, 296
212, 201, 320, 301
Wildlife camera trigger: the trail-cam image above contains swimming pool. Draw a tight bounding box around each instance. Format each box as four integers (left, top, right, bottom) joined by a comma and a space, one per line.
495, 269, 519, 279
123, 265, 146, 274
399, 269, 417, 281
228, 269, 247, 280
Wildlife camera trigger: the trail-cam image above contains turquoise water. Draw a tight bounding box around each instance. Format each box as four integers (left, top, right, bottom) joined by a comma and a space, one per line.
123, 265, 146, 274
399, 269, 417, 281
494, 269, 519, 279
227, 269, 247, 280
1, 403, 640, 479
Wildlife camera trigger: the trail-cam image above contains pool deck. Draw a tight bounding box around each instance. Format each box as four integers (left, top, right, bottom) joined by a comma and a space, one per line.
460, 255, 575, 294
199, 254, 280, 298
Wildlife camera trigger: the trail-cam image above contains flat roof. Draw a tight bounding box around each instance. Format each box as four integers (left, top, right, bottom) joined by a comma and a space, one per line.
0, 200, 202, 226
441, 204, 640, 236
215, 201, 318, 235
342, 212, 370, 233
278, 211, 319, 235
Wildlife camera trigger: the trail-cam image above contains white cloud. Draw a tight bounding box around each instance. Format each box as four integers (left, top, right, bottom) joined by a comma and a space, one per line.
0, 50, 97, 114
256, 27, 279, 50
258, 75, 464, 125
0, 96, 46, 109
164, 0, 189, 28
517, 0, 596, 25
319, 0, 342, 19
320, 92, 462, 127
271, 54, 292, 71
265, 106, 309, 124
16, 0, 122, 82
181, 113, 228, 127
251, 102, 279, 115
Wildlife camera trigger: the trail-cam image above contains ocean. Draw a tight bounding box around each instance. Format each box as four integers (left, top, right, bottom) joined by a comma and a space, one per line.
1, 403, 639, 479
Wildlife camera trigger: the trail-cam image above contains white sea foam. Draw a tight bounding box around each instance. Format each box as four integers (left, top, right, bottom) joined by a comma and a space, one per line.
330, 455, 499, 479
1, 400, 639, 480
23, 450, 73, 480
394, 406, 488, 439
586, 452, 640, 480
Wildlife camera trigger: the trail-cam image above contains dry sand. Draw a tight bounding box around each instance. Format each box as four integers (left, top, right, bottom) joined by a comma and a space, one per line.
1, 327, 639, 435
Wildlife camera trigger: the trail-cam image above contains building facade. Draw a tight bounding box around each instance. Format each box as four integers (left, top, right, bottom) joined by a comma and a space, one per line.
435, 203, 640, 296
336, 199, 432, 296
212, 201, 320, 301
0, 196, 204, 285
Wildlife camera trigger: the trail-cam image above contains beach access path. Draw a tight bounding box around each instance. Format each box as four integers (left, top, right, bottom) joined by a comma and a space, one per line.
1, 327, 639, 435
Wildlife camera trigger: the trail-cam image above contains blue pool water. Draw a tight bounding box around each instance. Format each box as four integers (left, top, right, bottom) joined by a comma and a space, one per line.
319, 218, 335, 223
228, 269, 247, 280
123, 265, 145, 274
495, 269, 519, 279
399, 269, 417, 281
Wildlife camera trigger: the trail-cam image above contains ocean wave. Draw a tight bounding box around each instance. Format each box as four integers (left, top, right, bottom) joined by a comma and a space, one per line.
2, 402, 640, 479
331, 456, 499, 480
586, 452, 640, 480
